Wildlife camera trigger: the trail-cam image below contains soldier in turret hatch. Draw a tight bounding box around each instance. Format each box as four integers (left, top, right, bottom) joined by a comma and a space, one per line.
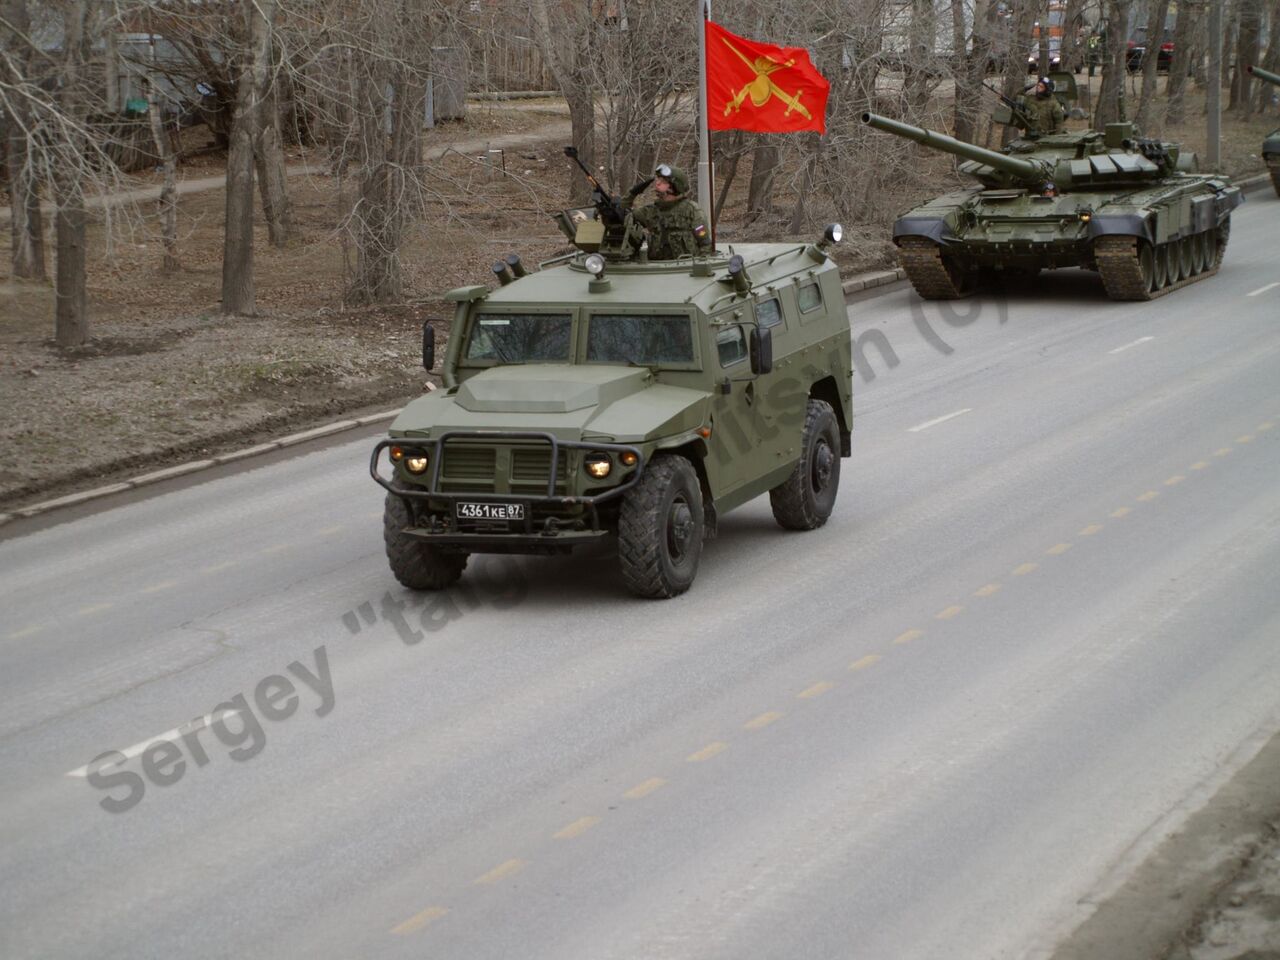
622, 164, 712, 260
1016, 77, 1066, 136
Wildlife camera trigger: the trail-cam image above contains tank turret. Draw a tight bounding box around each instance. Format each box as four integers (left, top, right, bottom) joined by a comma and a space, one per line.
861, 112, 1049, 187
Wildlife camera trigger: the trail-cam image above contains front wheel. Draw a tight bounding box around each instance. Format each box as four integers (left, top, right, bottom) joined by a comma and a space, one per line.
618, 456, 704, 599
383, 493, 468, 590
770, 399, 841, 531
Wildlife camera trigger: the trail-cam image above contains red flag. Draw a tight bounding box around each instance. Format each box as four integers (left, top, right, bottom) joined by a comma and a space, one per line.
705, 20, 829, 134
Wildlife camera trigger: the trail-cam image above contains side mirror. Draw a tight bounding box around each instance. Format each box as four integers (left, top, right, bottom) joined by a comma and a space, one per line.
750, 326, 773, 376
422, 320, 436, 371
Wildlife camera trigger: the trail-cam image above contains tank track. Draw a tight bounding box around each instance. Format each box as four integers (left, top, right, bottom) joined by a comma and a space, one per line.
897, 237, 971, 299
1094, 225, 1228, 302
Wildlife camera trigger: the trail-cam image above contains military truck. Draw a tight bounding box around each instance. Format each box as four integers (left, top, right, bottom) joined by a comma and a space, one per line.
1247, 65, 1280, 197
863, 73, 1243, 301
370, 172, 853, 599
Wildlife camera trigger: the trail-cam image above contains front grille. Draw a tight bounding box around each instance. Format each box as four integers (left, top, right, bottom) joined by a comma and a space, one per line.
442, 444, 495, 478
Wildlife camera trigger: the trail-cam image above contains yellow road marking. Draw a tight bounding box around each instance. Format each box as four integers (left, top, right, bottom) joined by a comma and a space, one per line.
687, 742, 728, 763
318, 524, 345, 535
391, 906, 448, 935
849, 654, 881, 671
260, 543, 290, 555
1110, 507, 1132, 519
893, 629, 924, 645
474, 859, 528, 885
1012, 563, 1038, 577
744, 711, 784, 730
1236, 435, 1254, 444
1258, 422, 1274, 432
201, 560, 237, 574
1079, 524, 1104, 537
76, 602, 115, 617
1164, 475, 1185, 487
1137, 491, 1159, 502
623, 777, 667, 799
798, 681, 834, 700
1190, 461, 1210, 471
140, 579, 178, 594
935, 605, 964, 620
974, 583, 1002, 597
6, 624, 43, 640
553, 816, 602, 839
1046, 543, 1072, 556
1214, 447, 1232, 457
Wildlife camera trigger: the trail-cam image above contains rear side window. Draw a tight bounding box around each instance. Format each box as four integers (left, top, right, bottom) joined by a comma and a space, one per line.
587, 314, 695, 365
798, 281, 823, 313
756, 298, 783, 328
716, 326, 747, 367
465, 313, 572, 362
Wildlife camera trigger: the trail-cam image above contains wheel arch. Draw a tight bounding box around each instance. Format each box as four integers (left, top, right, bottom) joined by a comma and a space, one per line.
809, 376, 851, 457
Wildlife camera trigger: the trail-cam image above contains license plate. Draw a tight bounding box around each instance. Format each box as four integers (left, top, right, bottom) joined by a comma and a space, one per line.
456, 501, 525, 521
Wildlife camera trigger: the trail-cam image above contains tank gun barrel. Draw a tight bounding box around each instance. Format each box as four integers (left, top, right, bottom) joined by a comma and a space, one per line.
1248, 64, 1280, 87
860, 112, 1047, 183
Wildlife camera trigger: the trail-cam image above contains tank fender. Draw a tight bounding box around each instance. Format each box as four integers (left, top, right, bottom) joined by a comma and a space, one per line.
892, 218, 954, 244
1087, 214, 1154, 246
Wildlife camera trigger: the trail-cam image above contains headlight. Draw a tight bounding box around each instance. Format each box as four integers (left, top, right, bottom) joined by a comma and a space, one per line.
619, 451, 639, 467
584, 253, 606, 277
404, 454, 429, 474
584, 454, 612, 479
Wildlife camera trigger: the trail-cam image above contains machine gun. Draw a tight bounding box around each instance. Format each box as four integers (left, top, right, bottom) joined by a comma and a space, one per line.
982, 82, 1036, 133
557, 146, 647, 258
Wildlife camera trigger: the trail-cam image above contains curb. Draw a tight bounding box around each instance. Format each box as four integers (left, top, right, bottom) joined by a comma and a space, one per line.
841, 267, 907, 296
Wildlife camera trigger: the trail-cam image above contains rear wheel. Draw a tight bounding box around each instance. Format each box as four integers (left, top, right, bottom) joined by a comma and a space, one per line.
770, 399, 841, 531
618, 456, 704, 599
383, 493, 468, 590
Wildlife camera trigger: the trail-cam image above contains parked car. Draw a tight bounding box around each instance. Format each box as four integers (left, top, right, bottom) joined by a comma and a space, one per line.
1127, 27, 1173, 72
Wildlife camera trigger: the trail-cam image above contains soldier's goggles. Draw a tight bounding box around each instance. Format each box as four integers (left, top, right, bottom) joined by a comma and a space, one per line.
655, 163, 673, 178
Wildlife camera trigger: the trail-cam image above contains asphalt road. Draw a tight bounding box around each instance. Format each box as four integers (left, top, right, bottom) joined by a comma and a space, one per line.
2, 200, 1279, 960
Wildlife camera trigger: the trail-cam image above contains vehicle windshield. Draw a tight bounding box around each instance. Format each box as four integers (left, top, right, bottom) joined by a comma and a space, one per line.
465, 313, 572, 363
586, 314, 695, 366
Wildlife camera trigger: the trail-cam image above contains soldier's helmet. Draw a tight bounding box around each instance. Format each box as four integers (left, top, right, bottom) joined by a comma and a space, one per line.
1036, 76, 1055, 96
656, 163, 691, 196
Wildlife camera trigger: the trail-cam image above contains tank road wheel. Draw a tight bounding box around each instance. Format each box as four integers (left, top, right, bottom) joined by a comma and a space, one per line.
618, 455, 704, 599
1152, 243, 1169, 289
1192, 232, 1209, 274
770, 399, 842, 531
897, 237, 977, 299
1212, 218, 1231, 269
1178, 236, 1195, 280
1094, 236, 1155, 301
383, 492, 468, 590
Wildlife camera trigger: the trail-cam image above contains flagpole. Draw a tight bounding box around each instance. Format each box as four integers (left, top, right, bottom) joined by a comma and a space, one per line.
697, 0, 715, 244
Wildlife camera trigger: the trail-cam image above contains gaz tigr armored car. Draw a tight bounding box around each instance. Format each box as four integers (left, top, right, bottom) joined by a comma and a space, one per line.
1248, 65, 1280, 196
863, 73, 1243, 301
371, 195, 853, 598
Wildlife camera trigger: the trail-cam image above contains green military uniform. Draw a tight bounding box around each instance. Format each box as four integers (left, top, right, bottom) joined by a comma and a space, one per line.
1016, 90, 1066, 135
623, 167, 712, 260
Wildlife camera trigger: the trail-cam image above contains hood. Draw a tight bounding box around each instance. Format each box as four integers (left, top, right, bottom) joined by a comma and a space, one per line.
455, 364, 652, 414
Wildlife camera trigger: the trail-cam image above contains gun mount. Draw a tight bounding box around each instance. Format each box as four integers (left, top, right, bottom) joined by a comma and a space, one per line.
555, 146, 647, 260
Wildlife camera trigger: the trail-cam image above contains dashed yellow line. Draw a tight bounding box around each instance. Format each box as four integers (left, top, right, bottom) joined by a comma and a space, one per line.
1046, 543, 1072, 556
1236, 435, 1255, 444
798, 681, 835, 700
893, 629, 924, 645
76, 602, 115, 617
390, 905, 449, 935
1214, 447, 1232, 457
1164, 475, 1185, 487
1012, 563, 1039, 577
260, 543, 290, 555
553, 816, 602, 839
1136, 491, 1159, 502
474, 859, 528, 885
318, 524, 345, 535
1258, 422, 1274, 432
1190, 461, 1210, 471
1079, 524, 1104, 537
974, 583, 1002, 597
201, 560, 237, 574
687, 742, 728, 763
849, 654, 881, 671
935, 605, 964, 621
744, 711, 784, 730
623, 777, 667, 800
140, 579, 178, 594
6, 624, 44, 640
1110, 507, 1132, 519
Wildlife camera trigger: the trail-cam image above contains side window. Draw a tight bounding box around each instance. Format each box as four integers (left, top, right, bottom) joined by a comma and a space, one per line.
798, 281, 823, 314
756, 297, 783, 328
716, 326, 748, 367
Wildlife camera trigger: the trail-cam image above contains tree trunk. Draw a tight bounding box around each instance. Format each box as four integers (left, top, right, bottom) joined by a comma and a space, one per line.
1095, 0, 1133, 128
1002, 0, 1040, 143
1136, 0, 1170, 131
1165, 0, 1200, 125
746, 141, 779, 221
2, 0, 46, 281
221, 0, 274, 315
54, 1, 92, 348
565, 85, 595, 205
904, 0, 936, 109
255, 78, 293, 247
954, 0, 991, 144
1235, 0, 1264, 114
147, 83, 180, 274
787, 135, 821, 235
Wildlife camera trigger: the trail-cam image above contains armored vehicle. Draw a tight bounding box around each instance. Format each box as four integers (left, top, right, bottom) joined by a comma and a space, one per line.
1248, 65, 1280, 197
862, 84, 1243, 301
370, 174, 853, 599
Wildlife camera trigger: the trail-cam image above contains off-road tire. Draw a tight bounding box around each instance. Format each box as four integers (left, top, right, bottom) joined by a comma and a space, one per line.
618, 455, 704, 599
383, 492, 468, 590
770, 399, 841, 531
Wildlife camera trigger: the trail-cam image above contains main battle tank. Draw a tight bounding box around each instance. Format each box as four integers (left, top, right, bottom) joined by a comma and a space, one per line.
1248, 65, 1280, 197
861, 112, 1243, 301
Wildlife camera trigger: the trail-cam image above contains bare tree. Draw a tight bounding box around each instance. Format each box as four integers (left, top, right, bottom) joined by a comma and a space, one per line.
1095, 0, 1132, 127
1165, 0, 1203, 125
1, 0, 46, 280
145, 77, 179, 273
529, 0, 595, 204
52, 0, 95, 347
1135, 0, 1170, 131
